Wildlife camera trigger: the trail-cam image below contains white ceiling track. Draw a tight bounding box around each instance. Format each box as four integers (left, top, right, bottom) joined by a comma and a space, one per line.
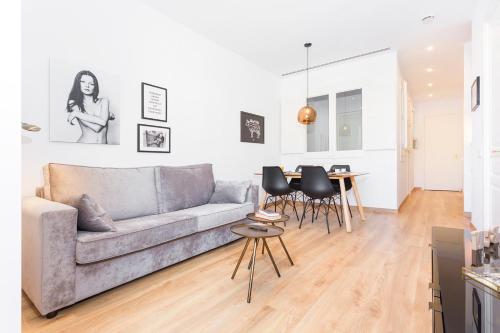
281, 47, 391, 76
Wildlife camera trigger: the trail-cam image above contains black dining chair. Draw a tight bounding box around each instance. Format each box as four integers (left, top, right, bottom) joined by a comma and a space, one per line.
299, 166, 341, 234
329, 164, 353, 219
289, 165, 312, 203
262, 166, 299, 220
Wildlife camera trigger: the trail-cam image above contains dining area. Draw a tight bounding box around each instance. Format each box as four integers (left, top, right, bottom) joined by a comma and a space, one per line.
255, 165, 368, 233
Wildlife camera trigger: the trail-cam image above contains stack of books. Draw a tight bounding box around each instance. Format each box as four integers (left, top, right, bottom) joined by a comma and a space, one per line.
255, 209, 281, 221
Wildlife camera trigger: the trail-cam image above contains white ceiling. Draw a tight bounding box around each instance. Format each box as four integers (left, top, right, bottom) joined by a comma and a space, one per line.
141, 0, 477, 101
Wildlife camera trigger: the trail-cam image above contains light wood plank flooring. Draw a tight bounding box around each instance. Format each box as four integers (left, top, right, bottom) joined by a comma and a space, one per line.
22, 189, 471, 333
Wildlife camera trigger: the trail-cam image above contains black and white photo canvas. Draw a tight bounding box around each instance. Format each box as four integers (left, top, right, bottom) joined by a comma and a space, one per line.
50, 59, 120, 144
137, 124, 171, 153
240, 111, 264, 144
142, 82, 167, 122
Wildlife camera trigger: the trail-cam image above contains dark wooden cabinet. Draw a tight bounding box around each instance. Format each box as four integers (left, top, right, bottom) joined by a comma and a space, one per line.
431, 227, 466, 333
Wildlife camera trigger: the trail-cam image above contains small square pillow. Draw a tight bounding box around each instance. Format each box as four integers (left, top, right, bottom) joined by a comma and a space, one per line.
77, 194, 116, 232
209, 180, 251, 204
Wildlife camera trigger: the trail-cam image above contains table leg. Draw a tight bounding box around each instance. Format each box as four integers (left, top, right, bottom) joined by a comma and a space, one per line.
263, 239, 280, 278
351, 176, 366, 221
278, 236, 294, 266
231, 238, 250, 279
247, 238, 258, 303
248, 239, 259, 269
339, 178, 352, 233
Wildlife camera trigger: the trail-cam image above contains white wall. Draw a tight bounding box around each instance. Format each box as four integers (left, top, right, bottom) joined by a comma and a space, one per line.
413, 98, 464, 189
0, 0, 21, 331
464, 42, 472, 213
467, 0, 500, 230
22, 0, 281, 196
280, 51, 400, 209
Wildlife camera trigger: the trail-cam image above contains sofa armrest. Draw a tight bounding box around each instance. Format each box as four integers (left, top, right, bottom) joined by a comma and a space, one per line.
246, 184, 259, 212
22, 196, 78, 315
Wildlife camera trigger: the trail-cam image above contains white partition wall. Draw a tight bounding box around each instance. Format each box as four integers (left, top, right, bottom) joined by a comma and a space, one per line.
280, 51, 401, 210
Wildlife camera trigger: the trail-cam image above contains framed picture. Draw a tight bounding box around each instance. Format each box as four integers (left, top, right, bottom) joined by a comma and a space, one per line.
141, 82, 167, 122
49, 59, 120, 144
240, 111, 264, 144
137, 124, 171, 153
471, 76, 480, 111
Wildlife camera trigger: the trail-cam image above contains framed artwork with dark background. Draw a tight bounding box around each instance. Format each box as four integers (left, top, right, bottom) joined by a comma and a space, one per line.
471, 76, 480, 111
137, 123, 170, 153
240, 111, 264, 144
141, 82, 167, 122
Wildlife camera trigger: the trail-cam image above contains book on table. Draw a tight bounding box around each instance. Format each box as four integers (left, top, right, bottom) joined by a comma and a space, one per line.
255, 209, 281, 220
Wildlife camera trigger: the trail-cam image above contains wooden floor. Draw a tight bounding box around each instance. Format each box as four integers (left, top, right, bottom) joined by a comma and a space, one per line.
22, 190, 471, 333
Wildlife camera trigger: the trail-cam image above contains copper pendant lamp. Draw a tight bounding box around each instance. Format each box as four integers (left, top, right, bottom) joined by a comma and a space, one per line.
297, 43, 317, 125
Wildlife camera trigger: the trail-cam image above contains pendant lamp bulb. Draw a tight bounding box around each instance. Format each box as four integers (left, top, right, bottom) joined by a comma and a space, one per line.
297, 42, 317, 125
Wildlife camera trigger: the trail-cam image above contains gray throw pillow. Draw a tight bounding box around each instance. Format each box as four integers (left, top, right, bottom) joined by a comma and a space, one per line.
209, 180, 251, 204
77, 194, 116, 232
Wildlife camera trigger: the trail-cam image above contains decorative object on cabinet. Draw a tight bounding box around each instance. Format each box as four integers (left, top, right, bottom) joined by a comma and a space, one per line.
297, 43, 317, 125
141, 82, 167, 122
137, 124, 171, 153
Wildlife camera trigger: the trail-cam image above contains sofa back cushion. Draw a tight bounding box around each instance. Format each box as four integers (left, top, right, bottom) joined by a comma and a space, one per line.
157, 164, 215, 213
47, 164, 159, 220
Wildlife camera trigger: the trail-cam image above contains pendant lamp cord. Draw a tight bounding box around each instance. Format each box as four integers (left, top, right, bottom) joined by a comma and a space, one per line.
306, 46, 309, 106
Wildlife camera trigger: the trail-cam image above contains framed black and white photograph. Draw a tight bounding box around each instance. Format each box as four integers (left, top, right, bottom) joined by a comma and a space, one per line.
471, 76, 480, 111
49, 59, 120, 144
240, 111, 264, 144
137, 124, 171, 153
141, 82, 167, 122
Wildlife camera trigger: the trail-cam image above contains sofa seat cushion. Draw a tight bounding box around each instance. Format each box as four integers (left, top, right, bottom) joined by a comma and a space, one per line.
76, 214, 197, 264
165, 203, 254, 232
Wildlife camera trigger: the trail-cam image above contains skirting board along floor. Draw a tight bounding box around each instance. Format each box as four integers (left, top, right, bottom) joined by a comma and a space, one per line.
22, 189, 471, 333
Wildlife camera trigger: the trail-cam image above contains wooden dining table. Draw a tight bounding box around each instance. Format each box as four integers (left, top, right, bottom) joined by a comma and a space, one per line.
254, 171, 368, 233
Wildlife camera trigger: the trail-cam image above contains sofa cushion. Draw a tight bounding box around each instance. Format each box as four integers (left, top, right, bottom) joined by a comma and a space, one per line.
76, 214, 197, 264
48, 164, 159, 221
77, 194, 116, 232
166, 203, 254, 232
209, 180, 252, 204
156, 164, 215, 213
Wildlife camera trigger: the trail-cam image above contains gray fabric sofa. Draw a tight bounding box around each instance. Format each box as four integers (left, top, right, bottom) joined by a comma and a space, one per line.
22, 163, 258, 317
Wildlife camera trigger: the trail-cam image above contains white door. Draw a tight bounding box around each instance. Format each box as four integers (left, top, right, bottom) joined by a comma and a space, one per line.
424, 114, 462, 191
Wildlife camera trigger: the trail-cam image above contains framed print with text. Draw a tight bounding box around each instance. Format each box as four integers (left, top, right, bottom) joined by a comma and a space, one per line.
141, 82, 167, 122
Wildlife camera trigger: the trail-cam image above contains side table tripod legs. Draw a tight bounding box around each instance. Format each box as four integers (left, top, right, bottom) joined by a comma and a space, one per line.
278, 236, 294, 266
263, 239, 280, 278
247, 238, 258, 303
231, 238, 250, 279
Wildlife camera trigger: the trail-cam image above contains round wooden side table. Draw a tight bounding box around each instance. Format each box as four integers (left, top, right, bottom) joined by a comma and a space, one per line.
246, 213, 294, 266
230, 223, 283, 303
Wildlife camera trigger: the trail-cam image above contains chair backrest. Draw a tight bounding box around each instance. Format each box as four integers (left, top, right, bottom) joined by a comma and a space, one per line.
262, 166, 290, 196
329, 164, 352, 190
329, 164, 351, 172
301, 166, 334, 199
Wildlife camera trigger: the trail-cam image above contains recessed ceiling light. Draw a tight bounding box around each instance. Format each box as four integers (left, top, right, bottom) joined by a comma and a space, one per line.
427, 82, 433, 87
421, 15, 435, 24
426, 67, 434, 73
426, 45, 434, 52
428, 93, 433, 97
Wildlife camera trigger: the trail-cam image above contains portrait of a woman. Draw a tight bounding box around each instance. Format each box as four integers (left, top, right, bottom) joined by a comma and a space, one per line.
49, 60, 120, 145
66, 70, 115, 144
